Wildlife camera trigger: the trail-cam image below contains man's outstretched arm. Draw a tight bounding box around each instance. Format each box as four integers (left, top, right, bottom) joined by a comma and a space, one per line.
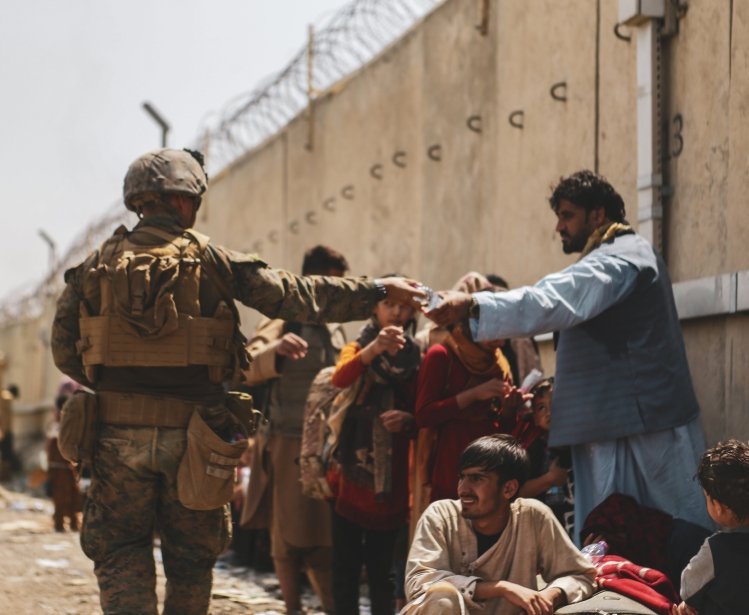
427, 251, 639, 341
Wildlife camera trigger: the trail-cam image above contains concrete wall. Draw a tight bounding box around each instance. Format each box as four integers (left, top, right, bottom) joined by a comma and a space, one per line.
2, 0, 747, 445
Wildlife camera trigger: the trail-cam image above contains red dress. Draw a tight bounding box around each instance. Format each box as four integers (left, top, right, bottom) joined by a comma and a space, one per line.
415, 344, 507, 502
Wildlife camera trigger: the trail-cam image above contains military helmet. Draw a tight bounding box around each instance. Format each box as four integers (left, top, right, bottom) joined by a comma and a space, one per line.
123, 148, 208, 212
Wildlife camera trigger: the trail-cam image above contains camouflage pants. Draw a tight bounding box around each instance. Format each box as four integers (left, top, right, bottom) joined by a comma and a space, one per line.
81, 424, 231, 615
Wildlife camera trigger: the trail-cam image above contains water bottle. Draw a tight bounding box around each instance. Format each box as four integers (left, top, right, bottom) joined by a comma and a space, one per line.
580, 540, 608, 565
416, 284, 441, 311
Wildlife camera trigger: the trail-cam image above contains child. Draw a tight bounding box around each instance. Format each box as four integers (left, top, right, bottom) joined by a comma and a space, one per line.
671, 439, 749, 615
47, 380, 83, 531
329, 284, 420, 615
513, 377, 574, 536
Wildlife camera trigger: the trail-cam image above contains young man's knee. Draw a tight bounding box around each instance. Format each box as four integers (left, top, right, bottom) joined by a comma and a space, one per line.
406, 582, 465, 615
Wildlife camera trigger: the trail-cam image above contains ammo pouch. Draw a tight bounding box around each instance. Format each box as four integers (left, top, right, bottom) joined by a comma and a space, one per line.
225, 391, 266, 436
58, 390, 98, 466
177, 409, 248, 510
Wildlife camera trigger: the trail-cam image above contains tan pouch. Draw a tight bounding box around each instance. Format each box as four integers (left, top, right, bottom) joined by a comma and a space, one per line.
58, 390, 98, 465
177, 410, 247, 510
225, 391, 266, 436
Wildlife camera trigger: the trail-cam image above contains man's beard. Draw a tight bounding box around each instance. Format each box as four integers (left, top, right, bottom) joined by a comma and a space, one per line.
561, 232, 588, 254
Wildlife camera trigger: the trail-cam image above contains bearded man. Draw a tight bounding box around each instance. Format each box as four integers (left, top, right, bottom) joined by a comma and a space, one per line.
428, 170, 710, 542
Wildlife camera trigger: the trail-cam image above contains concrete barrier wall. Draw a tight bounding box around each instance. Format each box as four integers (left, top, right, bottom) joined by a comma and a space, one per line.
2, 0, 747, 444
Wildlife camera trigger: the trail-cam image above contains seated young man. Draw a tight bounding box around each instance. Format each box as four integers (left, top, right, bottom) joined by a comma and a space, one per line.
402, 434, 595, 615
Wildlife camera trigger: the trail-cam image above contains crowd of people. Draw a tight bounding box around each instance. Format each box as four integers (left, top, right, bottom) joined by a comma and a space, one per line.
41, 148, 747, 615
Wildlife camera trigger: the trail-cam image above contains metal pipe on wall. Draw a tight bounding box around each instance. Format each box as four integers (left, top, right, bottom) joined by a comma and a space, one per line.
633, 20, 663, 253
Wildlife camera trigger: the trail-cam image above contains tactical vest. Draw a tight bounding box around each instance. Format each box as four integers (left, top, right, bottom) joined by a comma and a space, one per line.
76, 225, 237, 385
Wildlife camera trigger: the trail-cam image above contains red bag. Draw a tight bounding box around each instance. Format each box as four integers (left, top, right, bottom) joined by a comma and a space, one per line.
595, 555, 679, 615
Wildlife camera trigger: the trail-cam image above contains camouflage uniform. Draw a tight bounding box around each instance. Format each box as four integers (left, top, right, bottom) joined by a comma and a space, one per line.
51, 209, 380, 615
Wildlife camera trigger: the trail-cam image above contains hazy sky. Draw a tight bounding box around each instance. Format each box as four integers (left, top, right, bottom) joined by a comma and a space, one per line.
0, 0, 355, 300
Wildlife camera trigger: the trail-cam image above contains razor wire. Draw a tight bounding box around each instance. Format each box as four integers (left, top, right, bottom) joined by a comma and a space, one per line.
197, 0, 443, 174
0, 0, 443, 324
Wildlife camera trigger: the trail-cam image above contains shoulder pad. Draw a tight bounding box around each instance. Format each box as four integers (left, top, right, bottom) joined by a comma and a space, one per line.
63, 262, 85, 284
185, 228, 210, 251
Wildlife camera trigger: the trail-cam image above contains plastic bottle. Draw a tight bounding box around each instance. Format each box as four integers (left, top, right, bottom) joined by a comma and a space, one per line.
580, 540, 608, 565
416, 284, 441, 311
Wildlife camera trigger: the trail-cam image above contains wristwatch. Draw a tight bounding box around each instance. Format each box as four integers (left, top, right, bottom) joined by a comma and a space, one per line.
468, 295, 480, 319
373, 280, 388, 301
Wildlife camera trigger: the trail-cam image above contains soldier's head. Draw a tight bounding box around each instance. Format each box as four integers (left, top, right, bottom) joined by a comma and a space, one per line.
549, 170, 626, 254
301, 245, 349, 277
123, 148, 208, 228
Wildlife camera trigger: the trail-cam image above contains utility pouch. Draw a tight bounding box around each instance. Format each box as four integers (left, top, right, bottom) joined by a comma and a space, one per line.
58, 390, 98, 466
225, 391, 266, 437
177, 409, 247, 510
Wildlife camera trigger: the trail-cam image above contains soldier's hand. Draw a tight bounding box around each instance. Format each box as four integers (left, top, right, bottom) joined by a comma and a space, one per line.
425, 290, 473, 327
276, 332, 308, 360
377, 277, 427, 310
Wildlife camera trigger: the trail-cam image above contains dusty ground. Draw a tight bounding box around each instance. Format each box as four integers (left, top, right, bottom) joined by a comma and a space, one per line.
0, 485, 331, 614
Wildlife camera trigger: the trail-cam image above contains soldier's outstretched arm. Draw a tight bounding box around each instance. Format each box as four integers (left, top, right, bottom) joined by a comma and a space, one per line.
225, 250, 424, 323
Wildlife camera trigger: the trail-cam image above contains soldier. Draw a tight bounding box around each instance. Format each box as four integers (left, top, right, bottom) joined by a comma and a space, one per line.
51, 148, 424, 615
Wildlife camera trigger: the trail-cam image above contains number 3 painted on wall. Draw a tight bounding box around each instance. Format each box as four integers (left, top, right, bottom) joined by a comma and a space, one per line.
672, 114, 684, 158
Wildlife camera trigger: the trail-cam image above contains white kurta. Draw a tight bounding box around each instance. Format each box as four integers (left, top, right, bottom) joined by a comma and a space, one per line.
404, 498, 596, 615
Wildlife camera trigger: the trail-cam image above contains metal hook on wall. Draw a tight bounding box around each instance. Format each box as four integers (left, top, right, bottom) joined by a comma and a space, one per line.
550, 82, 567, 102
508, 110, 524, 129
288, 220, 299, 234
467, 115, 482, 134
370, 163, 384, 180
427, 144, 442, 162
614, 23, 631, 42
475, 0, 490, 36
268, 230, 279, 244
305, 211, 318, 225
323, 197, 336, 211
392, 151, 407, 168
341, 185, 355, 200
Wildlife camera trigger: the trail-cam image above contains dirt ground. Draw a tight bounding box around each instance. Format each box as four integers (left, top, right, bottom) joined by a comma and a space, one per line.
0, 485, 330, 615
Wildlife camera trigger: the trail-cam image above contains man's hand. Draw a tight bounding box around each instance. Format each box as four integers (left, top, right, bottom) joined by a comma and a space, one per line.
476, 580, 557, 615
380, 409, 414, 433
671, 602, 697, 615
377, 277, 426, 310
425, 290, 473, 327
276, 332, 308, 360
